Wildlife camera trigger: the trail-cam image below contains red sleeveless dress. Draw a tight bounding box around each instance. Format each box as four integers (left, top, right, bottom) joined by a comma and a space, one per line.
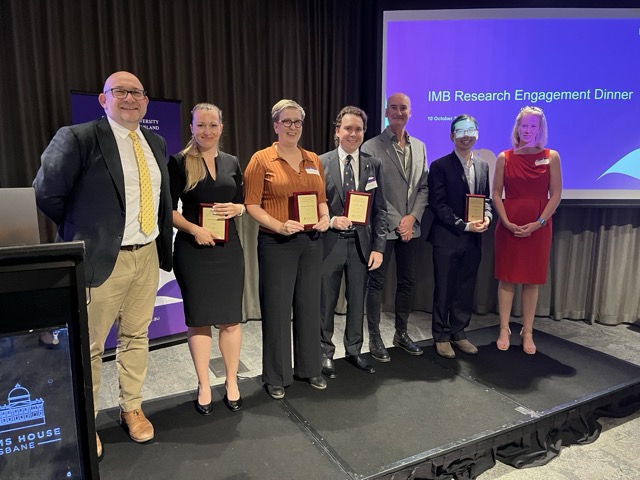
494, 148, 552, 284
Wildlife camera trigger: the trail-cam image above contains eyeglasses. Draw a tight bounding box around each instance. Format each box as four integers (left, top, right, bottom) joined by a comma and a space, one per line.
279, 119, 304, 128
453, 128, 478, 138
104, 88, 147, 100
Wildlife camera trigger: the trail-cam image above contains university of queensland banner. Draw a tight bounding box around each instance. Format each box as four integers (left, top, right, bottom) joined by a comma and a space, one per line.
70, 92, 186, 349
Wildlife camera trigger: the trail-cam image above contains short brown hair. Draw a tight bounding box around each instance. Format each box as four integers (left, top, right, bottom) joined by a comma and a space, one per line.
333, 106, 368, 147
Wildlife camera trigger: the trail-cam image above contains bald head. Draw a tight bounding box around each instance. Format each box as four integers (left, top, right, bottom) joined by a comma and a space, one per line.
102, 71, 144, 92
385, 92, 412, 134
98, 71, 149, 130
387, 93, 411, 109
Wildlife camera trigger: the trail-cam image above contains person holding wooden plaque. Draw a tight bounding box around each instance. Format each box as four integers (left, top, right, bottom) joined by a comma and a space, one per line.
244, 99, 330, 400
198, 202, 229, 242
344, 190, 372, 225
427, 114, 492, 359
292, 191, 319, 228
465, 194, 486, 223
168, 103, 245, 414
319, 106, 387, 378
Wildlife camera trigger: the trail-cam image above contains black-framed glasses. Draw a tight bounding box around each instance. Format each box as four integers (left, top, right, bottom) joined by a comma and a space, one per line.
104, 88, 147, 100
279, 119, 304, 128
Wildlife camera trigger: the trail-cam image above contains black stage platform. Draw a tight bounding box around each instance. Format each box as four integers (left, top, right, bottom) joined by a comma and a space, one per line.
96, 324, 640, 479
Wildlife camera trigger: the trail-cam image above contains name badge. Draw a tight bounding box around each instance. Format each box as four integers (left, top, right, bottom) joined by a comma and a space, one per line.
305, 167, 320, 175
535, 158, 550, 166
365, 176, 378, 191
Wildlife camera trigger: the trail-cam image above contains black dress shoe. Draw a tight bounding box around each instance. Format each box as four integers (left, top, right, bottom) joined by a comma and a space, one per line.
265, 384, 285, 399
321, 357, 337, 379
308, 376, 327, 390
195, 386, 213, 416
223, 381, 243, 412
346, 354, 375, 374
393, 331, 424, 355
369, 335, 390, 362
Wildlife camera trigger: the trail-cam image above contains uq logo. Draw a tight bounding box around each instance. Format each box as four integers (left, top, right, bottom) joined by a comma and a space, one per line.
0, 384, 45, 434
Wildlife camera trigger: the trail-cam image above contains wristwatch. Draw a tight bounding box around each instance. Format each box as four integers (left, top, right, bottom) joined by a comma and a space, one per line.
537, 217, 546, 226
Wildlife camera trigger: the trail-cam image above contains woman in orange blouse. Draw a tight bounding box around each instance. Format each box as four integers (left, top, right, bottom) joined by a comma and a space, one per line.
245, 99, 330, 399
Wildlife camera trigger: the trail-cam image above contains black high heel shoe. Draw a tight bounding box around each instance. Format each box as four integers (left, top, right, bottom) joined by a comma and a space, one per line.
195, 385, 213, 416
223, 380, 243, 412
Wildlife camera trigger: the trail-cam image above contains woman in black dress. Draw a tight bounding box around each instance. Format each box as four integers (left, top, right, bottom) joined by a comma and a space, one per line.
169, 103, 245, 414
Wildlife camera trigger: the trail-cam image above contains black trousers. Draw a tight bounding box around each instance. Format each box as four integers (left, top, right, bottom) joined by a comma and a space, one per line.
258, 231, 323, 386
366, 237, 419, 337
320, 236, 368, 358
431, 237, 481, 341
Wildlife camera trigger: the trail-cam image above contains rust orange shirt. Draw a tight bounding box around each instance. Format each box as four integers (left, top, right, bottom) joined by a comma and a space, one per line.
245, 143, 327, 232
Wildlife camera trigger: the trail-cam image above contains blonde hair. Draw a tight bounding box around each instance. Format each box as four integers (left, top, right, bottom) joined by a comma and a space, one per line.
182, 103, 223, 192
271, 99, 305, 124
511, 106, 548, 148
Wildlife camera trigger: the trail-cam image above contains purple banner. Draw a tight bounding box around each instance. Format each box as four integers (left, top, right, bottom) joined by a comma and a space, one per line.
383, 10, 640, 200
70, 91, 182, 159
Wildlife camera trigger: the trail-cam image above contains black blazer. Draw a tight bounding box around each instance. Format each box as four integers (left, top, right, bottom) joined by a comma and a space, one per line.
33, 117, 173, 287
320, 149, 387, 261
427, 151, 492, 248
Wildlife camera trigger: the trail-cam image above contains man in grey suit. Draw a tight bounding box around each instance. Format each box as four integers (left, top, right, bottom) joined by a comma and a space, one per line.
33, 71, 173, 457
427, 114, 492, 358
361, 92, 429, 361
320, 106, 387, 378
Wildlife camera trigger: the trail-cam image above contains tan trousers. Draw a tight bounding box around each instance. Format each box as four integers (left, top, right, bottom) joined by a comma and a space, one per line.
87, 243, 159, 415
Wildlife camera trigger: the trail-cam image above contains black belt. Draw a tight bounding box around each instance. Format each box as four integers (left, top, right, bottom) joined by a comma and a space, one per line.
258, 230, 320, 240
336, 230, 357, 239
120, 242, 151, 251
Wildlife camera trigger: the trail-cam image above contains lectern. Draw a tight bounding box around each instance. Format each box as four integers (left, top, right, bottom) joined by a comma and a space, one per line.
0, 242, 98, 479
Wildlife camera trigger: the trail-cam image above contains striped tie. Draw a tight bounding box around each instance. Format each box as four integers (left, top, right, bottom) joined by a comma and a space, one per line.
128, 131, 154, 235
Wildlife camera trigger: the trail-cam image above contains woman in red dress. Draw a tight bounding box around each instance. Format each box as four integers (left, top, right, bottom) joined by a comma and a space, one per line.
493, 107, 562, 354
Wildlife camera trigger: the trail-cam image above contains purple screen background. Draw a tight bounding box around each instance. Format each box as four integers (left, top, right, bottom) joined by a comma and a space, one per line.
385, 15, 640, 197
70, 92, 182, 157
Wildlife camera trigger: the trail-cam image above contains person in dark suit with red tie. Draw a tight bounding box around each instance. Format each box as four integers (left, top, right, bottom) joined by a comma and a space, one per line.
319, 106, 387, 378
427, 114, 492, 358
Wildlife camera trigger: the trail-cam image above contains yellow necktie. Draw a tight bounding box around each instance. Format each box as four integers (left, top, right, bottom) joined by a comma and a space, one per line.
128, 131, 154, 235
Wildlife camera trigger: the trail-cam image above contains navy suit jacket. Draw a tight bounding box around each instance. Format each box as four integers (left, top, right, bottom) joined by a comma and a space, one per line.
427, 150, 492, 248
33, 117, 173, 287
320, 149, 387, 262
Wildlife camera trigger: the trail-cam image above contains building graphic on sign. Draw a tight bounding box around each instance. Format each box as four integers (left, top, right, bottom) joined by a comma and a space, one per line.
0, 384, 46, 434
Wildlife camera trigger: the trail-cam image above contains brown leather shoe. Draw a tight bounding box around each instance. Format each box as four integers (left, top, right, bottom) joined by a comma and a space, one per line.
453, 339, 478, 355
434, 341, 456, 358
96, 433, 103, 458
120, 409, 154, 443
